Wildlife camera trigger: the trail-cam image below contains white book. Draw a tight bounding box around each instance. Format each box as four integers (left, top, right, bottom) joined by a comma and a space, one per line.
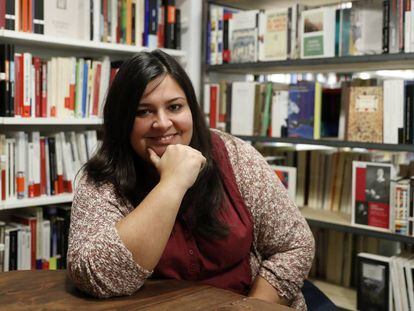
391, 256, 403, 311
31, 132, 41, 194
110, 0, 118, 44
75, 58, 85, 118
27, 142, 35, 197
93, 0, 101, 41
258, 8, 288, 61
230, 82, 256, 135
86, 131, 98, 159
78, 0, 91, 41
98, 56, 111, 117
44, 0, 82, 39
76, 133, 88, 164
23, 53, 32, 117
136, 0, 145, 47
350, 0, 383, 55
15, 132, 27, 199
54, 133, 64, 184
383, 80, 404, 144
404, 258, 414, 310
300, 7, 336, 59
229, 10, 259, 63
271, 89, 288, 137
42, 219, 51, 263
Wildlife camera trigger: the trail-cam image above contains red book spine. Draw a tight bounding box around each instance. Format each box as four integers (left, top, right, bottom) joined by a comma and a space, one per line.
92, 64, 101, 116
33, 57, 42, 117
14, 53, 22, 116
40, 137, 46, 195
0, 0, 6, 29
41, 63, 47, 117
209, 85, 218, 129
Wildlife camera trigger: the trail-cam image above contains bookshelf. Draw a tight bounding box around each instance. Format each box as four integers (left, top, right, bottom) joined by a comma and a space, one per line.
0, 194, 73, 210
0, 29, 186, 57
0, 117, 103, 125
206, 53, 414, 74
203, 0, 414, 309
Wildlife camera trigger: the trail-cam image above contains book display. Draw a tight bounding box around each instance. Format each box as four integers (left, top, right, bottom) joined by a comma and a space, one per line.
204, 0, 414, 309
0, 0, 200, 273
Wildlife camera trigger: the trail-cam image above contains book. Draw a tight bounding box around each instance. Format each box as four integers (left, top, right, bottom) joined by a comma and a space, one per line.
258, 8, 288, 61
352, 161, 395, 231
300, 6, 336, 59
346, 85, 383, 143
271, 165, 297, 202
229, 10, 259, 63
357, 252, 393, 311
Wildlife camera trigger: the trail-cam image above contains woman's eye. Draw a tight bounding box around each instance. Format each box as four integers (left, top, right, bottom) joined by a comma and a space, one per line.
169, 104, 182, 112
135, 109, 151, 117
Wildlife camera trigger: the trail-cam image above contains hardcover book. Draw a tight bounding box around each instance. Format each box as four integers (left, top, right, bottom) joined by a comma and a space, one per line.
357, 252, 392, 311
300, 6, 336, 59
287, 81, 321, 139
271, 165, 297, 202
352, 161, 395, 231
229, 10, 259, 63
346, 86, 383, 143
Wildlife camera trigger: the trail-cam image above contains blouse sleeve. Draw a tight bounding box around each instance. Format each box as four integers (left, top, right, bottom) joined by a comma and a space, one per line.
219, 131, 315, 303
67, 176, 152, 298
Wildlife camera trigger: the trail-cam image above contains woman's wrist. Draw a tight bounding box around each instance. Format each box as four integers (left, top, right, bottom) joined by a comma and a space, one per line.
248, 276, 289, 305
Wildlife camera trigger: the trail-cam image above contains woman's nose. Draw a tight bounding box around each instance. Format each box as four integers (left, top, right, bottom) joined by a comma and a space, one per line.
152, 111, 173, 129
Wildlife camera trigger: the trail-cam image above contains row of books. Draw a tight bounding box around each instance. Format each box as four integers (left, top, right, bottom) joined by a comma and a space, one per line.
0, 205, 71, 272
205, 78, 414, 144
207, 0, 412, 65
357, 252, 414, 311
265, 146, 414, 236
0, 0, 181, 49
309, 226, 402, 288
0, 130, 98, 201
0, 45, 116, 118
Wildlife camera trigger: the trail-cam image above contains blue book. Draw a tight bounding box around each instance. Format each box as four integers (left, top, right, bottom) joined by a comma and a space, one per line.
288, 81, 316, 139
82, 62, 89, 118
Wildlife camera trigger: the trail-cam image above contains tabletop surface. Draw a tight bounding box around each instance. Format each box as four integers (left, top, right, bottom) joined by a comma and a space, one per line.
0, 270, 293, 310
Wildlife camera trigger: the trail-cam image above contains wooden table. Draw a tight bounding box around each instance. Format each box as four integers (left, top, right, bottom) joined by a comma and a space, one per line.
0, 270, 292, 310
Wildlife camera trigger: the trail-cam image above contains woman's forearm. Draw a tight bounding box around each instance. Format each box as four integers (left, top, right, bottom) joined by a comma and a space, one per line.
248, 276, 289, 305
115, 179, 186, 271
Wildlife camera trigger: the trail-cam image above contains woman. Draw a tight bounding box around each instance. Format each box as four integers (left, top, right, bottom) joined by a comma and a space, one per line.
67, 50, 315, 310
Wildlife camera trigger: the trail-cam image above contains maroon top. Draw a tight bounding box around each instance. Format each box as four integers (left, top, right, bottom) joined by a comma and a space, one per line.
153, 132, 253, 294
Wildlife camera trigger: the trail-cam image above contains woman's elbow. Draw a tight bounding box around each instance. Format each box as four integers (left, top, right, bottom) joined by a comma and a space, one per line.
66, 249, 145, 298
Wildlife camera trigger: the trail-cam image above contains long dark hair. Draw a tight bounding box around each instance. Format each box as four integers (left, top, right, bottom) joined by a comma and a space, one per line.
84, 50, 228, 239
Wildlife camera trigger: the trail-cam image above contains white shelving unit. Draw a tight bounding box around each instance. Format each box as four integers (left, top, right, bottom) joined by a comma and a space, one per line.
0, 117, 103, 125
0, 194, 73, 210
0, 29, 186, 58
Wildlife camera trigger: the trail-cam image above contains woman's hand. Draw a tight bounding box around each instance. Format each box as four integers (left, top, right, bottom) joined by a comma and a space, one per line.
148, 144, 206, 191
248, 276, 289, 305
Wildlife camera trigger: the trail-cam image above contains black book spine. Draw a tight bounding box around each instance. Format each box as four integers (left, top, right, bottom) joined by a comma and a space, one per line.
0, 44, 8, 117
33, 0, 44, 34
174, 8, 180, 49
8, 44, 14, 117
48, 137, 57, 195
164, 0, 175, 49
383, 0, 390, 53
9, 229, 17, 271
5, 0, 15, 30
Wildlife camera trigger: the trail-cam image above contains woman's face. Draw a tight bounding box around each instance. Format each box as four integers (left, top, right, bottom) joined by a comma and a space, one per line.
130, 74, 193, 160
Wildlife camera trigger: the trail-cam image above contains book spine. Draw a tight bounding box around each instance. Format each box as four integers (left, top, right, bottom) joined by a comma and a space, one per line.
33, 0, 43, 34
164, 0, 175, 49
174, 8, 180, 49
5, 0, 15, 30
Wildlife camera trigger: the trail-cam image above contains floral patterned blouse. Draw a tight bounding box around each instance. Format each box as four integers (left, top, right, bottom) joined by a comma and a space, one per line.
67, 130, 315, 310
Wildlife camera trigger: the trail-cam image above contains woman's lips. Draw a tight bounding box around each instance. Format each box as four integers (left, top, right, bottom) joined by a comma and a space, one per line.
147, 133, 178, 145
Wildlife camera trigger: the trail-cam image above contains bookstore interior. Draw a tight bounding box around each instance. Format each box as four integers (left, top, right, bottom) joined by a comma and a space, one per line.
2, 0, 414, 310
